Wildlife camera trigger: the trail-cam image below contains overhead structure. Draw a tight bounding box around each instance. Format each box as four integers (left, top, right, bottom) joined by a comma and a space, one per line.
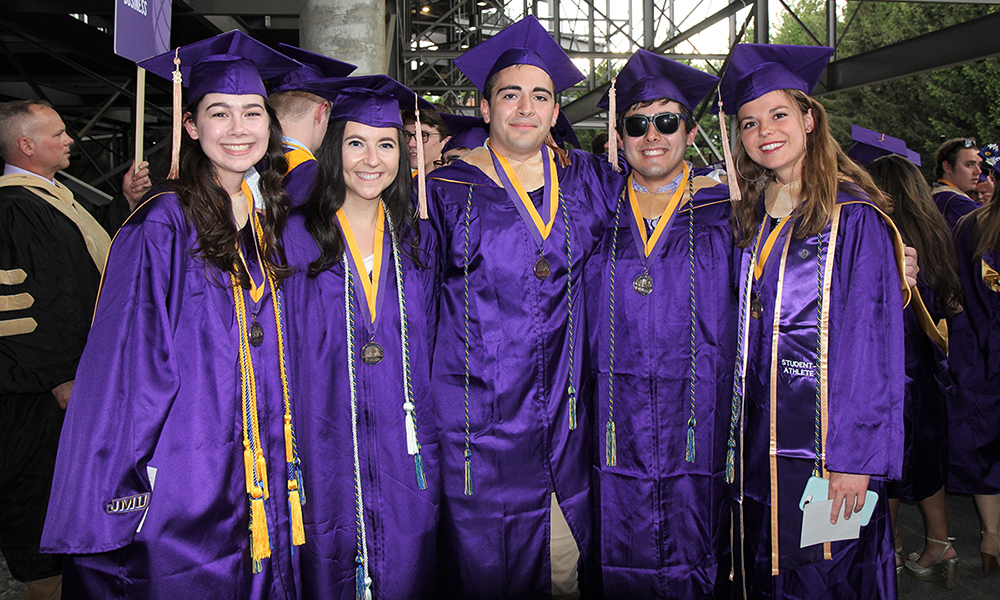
1, 0, 998, 195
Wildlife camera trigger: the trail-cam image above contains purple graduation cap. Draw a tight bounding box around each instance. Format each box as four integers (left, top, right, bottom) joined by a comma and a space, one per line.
294, 75, 432, 129
979, 143, 1000, 175
597, 49, 719, 115
454, 15, 584, 94
440, 113, 489, 153
552, 112, 581, 149
715, 43, 833, 114
847, 125, 921, 167
268, 43, 357, 94
138, 30, 301, 101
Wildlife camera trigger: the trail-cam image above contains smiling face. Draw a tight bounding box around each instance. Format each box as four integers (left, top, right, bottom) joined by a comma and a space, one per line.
341, 121, 401, 206
738, 89, 814, 185
480, 64, 559, 162
943, 148, 982, 193
184, 93, 270, 194
620, 99, 695, 191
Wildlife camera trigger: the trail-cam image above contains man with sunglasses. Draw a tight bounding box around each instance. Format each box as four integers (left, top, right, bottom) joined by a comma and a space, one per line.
586, 49, 736, 599
932, 137, 983, 230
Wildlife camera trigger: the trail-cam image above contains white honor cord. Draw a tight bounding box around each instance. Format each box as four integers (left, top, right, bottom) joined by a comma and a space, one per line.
385, 208, 419, 455
344, 255, 371, 595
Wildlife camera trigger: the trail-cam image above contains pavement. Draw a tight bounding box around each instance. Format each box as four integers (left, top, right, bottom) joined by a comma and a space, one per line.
1, 492, 996, 598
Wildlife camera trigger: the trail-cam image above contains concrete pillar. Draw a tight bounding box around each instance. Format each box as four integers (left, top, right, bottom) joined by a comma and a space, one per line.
301, 0, 385, 75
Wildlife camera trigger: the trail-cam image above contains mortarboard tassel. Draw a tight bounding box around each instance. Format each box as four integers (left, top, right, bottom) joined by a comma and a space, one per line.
414, 97, 429, 219
168, 50, 182, 180
686, 417, 697, 463
716, 93, 742, 202
605, 420, 617, 467
607, 78, 620, 173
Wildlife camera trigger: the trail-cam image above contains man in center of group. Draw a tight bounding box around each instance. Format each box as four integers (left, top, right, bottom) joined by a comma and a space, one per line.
587, 50, 735, 599
425, 15, 620, 599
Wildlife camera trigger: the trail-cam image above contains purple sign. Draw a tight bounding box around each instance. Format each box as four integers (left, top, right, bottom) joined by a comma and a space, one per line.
114, 0, 172, 62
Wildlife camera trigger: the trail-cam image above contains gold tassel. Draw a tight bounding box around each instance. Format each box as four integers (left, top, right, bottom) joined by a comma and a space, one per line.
168, 49, 182, 180
607, 77, 620, 173
284, 415, 294, 463
414, 96, 428, 219
249, 493, 271, 571
716, 93, 742, 202
288, 486, 306, 546
256, 454, 269, 500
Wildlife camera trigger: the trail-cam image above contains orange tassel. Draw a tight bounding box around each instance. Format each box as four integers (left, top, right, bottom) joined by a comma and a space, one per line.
168, 49, 181, 180
414, 95, 428, 219
249, 493, 271, 571
717, 93, 742, 202
288, 487, 305, 546
608, 78, 620, 173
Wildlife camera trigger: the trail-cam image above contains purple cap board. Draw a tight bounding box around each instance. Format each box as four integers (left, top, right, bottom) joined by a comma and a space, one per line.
268, 44, 357, 94
552, 111, 581, 149
294, 75, 432, 129
138, 30, 301, 102
847, 125, 921, 167
440, 114, 489, 153
454, 15, 584, 94
597, 49, 719, 115
715, 44, 833, 115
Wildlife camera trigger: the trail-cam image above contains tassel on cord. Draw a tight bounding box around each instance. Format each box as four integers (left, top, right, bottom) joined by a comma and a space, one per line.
284, 416, 305, 546
464, 449, 473, 496
568, 385, 577, 430
607, 78, 620, 172
168, 49, 182, 180
605, 420, 617, 467
249, 493, 271, 572
356, 557, 366, 600
243, 440, 255, 495
686, 417, 697, 463
403, 401, 418, 455
725, 440, 736, 484
414, 96, 428, 219
256, 455, 269, 499
716, 93, 742, 202
414, 452, 427, 491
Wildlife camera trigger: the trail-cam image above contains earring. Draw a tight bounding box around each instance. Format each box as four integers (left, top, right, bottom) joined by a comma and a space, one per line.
735, 150, 767, 183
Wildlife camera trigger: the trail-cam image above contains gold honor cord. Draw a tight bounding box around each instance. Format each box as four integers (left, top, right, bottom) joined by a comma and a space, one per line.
337, 209, 386, 324
626, 161, 691, 257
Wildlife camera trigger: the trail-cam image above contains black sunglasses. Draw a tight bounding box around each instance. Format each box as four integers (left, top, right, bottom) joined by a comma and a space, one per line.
621, 112, 687, 138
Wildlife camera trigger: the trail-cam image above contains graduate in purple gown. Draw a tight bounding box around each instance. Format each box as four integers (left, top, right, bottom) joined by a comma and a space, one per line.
39, 32, 307, 599
425, 16, 621, 598
931, 138, 982, 231
280, 75, 440, 600
586, 50, 735, 599
949, 175, 1000, 575
866, 155, 963, 587
268, 44, 356, 206
719, 44, 908, 599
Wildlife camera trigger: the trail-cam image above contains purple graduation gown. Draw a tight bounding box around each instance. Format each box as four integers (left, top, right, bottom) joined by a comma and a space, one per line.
932, 182, 979, 231
425, 149, 620, 598
737, 192, 904, 600
40, 189, 301, 600
586, 168, 736, 599
947, 219, 1000, 494
887, 283, 950, 501
282, 143, 318, 207
281, 210, 441, 599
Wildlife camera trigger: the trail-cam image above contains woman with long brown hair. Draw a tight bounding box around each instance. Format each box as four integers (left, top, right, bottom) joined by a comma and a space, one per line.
950, 145, 1000, 577
867, 154, 962, 587
720, 44, 909, 599
40, 33, 308, 598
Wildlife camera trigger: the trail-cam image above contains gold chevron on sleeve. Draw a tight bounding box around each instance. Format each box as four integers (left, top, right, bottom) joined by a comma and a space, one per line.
0, 268, 27, 286
0, 317, 36, 336
0, 292, 33, 311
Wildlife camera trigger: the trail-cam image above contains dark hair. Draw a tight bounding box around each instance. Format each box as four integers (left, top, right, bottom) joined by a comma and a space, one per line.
867, 155, 962, 317
731, 90, 888, 246
934, 137, 977, 179
401, 109, 449, 136
170, 96, 291, 287
960, 179, 1000, 260
617, 98, 694, 134
590, 132, 608, 155
304, 120, 421, 276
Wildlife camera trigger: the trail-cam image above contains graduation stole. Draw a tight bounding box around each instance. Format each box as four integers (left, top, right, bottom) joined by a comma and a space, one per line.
338, 204, 427, 600
605, 166, 698, 467
283, 140, 315, 175
936, 179, 973, 199
230, 182, 305, 573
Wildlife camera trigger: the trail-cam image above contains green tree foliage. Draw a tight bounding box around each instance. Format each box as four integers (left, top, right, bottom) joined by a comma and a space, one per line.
772, 1, 1000, 175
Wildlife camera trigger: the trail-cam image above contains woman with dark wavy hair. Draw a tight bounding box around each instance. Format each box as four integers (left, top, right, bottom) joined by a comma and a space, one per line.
40, 34, 308, 599
950, 147, 1000, 577
867, 154, 962, 587
280, 75, 440, 600
720, 44, 909, 599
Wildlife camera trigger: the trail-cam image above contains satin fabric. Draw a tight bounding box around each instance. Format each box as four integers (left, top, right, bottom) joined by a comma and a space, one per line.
281, 209, 441, 599
425, 150, 620, 598
887, 283, 950, 501
947, 220, 1000, 494
738, 193, 904, 599
932, 183, 980, 231
585, 168, 736, 599
40, 190, 301, 600
282, 154, 317, 207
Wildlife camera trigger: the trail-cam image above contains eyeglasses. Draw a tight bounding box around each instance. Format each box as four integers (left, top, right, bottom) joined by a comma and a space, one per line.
433, 154, 462, 168
621, 112, 687, 138
402, 130, 443, 143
